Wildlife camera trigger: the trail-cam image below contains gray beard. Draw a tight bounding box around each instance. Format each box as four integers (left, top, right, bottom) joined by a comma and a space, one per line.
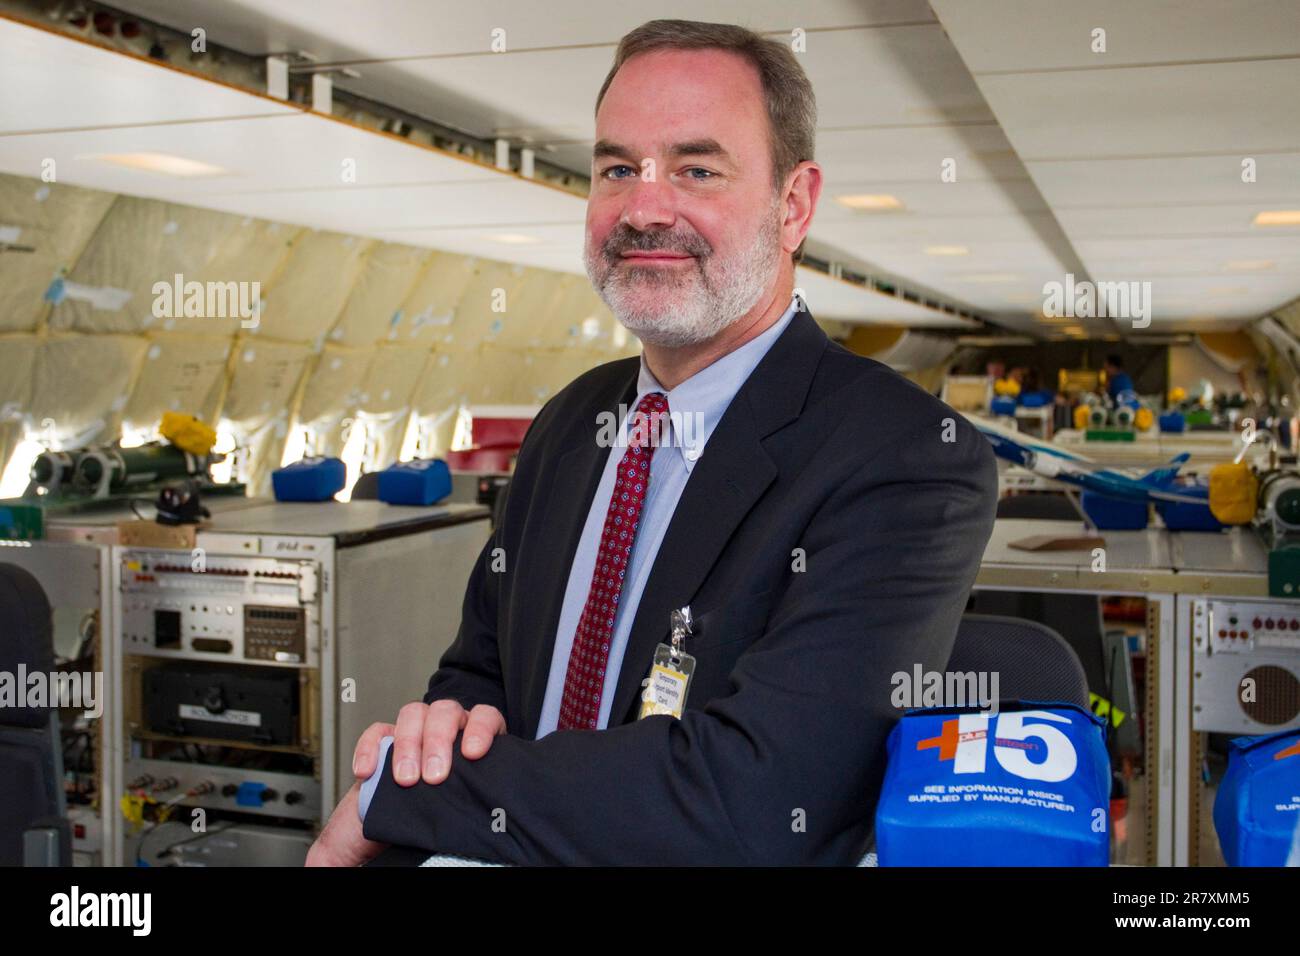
585, 207, 784, 349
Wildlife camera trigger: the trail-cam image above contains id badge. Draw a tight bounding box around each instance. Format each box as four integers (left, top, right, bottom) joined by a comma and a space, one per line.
638, 606, 696, 720
639, 643, 696, 719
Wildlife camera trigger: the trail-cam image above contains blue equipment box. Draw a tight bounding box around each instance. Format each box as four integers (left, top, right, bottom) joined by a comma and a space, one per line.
1081, 490, 1148, 530
1213, 730, 1300, 867
271, 457, 346, 501
1154, 479, 1224, 532
1158, 411, 1186, 433
377, 458, 452, 506
876, 702, 1110, 866
990, 396, 1017, 417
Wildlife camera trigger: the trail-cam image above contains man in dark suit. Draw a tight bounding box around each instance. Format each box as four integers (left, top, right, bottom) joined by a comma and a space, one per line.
306, 18, 996, 866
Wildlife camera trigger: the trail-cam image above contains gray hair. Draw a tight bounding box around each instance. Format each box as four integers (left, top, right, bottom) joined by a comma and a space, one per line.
595, 19, 817, 264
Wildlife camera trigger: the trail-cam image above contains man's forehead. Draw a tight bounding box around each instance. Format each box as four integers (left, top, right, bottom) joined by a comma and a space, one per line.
591, 49, 773, 179
595, 50, 764, 131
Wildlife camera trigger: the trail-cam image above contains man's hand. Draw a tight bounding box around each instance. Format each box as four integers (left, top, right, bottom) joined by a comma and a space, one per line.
352, 699, 507, 787
305, 783, 387, 867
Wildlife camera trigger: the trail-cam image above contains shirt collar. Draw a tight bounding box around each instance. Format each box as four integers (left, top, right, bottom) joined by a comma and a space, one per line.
632, 294, 800, 472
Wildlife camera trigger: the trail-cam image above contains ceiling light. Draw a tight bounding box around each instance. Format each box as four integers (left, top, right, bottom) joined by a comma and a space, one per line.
84, 152, 229, 177
489, 234, 540, 244
1225, 259, 1276, 271
835, 194, 903, 211
924, 245, 968, 256
1253, 210, 1300, 226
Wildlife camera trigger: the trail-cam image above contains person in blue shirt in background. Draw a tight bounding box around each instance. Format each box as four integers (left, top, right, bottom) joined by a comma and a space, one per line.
1104, 354, 1134, 402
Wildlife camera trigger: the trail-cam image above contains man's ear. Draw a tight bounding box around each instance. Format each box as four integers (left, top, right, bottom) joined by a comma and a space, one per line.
781, 161, 822, 259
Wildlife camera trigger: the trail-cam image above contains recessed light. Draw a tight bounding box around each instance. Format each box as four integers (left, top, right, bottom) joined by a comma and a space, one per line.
1253, 210, 1300, 226
924, 245, 968, 256
84, 152, 229, 177
835, 194, 903, 211
489, 234, 540, 244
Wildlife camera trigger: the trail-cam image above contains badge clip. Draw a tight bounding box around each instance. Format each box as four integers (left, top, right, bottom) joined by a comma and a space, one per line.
669, 605, 693, 663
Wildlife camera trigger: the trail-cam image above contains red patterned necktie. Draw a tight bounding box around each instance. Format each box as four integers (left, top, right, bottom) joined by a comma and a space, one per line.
558, 391, 670, 730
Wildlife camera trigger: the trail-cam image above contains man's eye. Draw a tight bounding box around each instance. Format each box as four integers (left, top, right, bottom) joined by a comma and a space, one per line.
602, 165, 637, 179
683, 167, 715, 180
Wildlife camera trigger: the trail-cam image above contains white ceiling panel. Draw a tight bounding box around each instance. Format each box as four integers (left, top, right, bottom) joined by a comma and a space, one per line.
973, 60, 1300, 161
817, 179, 1050, 224
816, 124, 1030, 183
1029, 154, 1300, 206
815, 211, 1068, 246
1074, 236, 1300, 274
0, 114, 500, 198
0, 16, 295, 133
1056, 204, 1294, 239
925, 0, 1300, 73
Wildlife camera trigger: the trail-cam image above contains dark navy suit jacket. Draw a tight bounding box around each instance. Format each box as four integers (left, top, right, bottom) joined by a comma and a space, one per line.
361, 306, 997, 864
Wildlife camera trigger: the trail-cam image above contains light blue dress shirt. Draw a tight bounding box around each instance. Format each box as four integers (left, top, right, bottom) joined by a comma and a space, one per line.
359, 295, 798, 821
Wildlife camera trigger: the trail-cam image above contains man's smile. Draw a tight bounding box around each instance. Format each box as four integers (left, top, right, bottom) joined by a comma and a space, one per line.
620, 251, 696, 265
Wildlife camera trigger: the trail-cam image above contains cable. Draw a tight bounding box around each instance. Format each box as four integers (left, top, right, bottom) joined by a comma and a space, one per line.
152, 821, 236, 862
132, 787, 229, 865
134, 820, 178, 866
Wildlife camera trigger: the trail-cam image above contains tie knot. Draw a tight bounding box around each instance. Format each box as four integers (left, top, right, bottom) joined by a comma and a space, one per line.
627, 391, 669, 450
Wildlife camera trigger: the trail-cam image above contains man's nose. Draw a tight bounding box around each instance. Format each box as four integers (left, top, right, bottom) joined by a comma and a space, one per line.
621, 175, 677, 233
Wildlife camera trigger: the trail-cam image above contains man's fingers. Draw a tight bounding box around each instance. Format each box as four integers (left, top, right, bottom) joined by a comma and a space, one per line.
352, 721, 396, 779
461, 705, 507, 760
380, 700, 502, 787
421, 699, 468, 784
391, 701, 430, 786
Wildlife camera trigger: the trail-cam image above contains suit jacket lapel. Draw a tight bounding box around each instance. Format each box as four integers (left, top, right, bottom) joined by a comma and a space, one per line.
607, 307, 829, 724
